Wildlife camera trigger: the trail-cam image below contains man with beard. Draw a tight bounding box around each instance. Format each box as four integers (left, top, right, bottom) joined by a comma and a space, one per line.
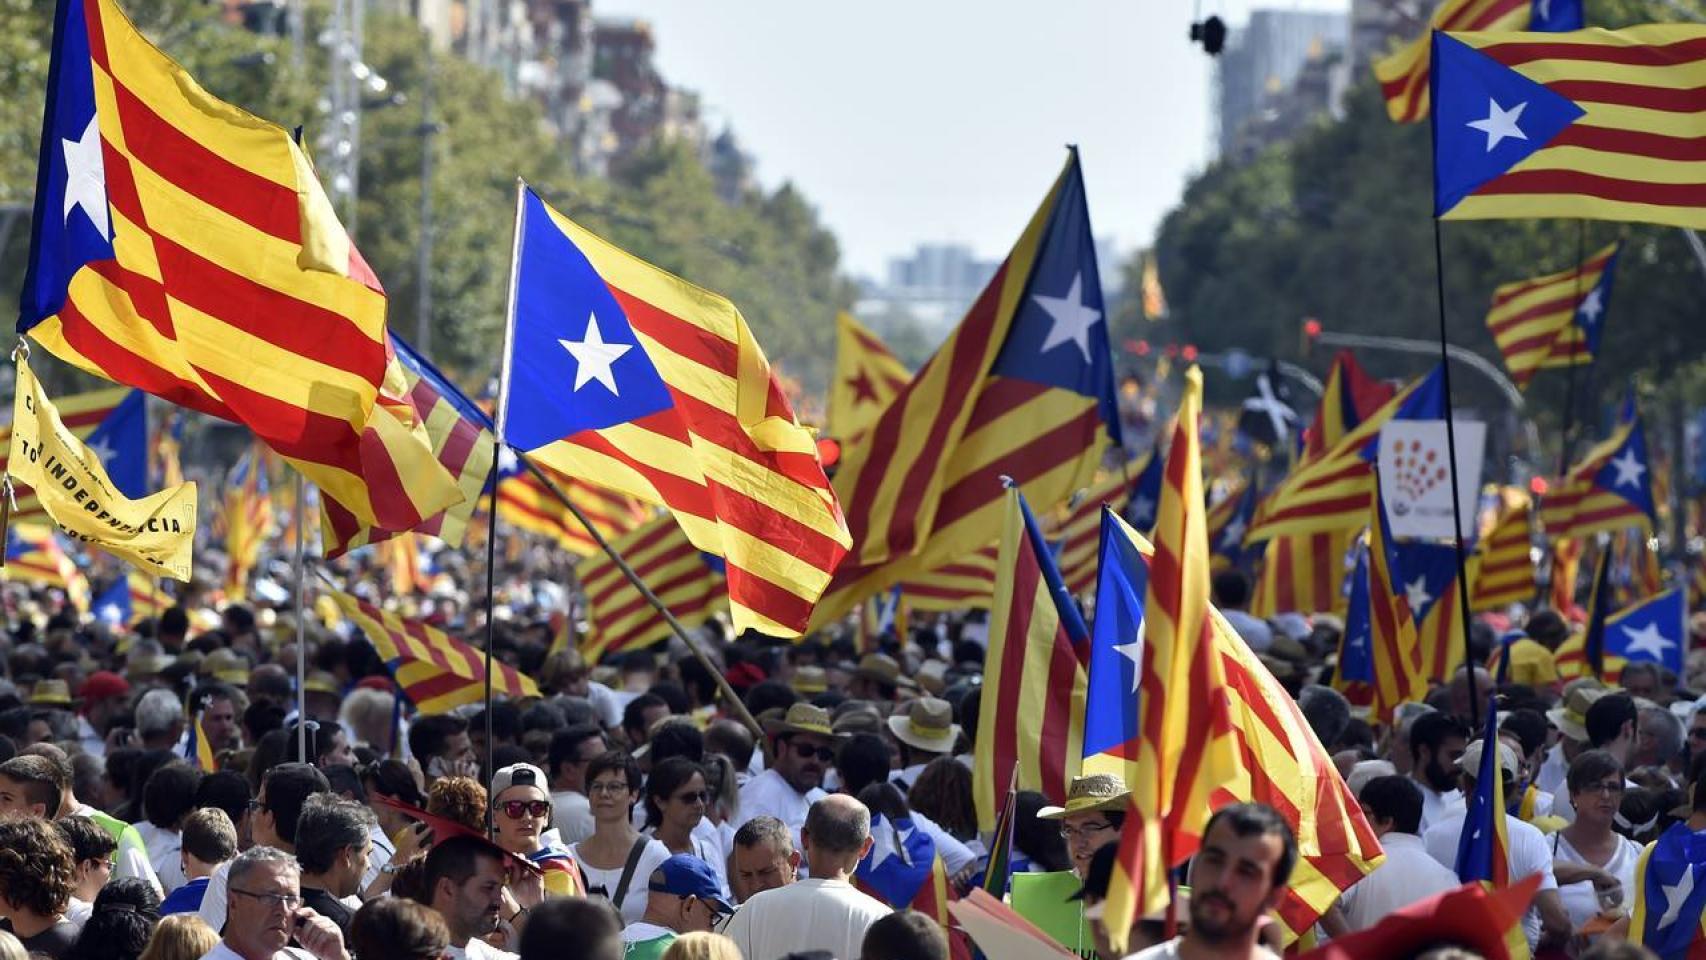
1127, 803, 1296, 960
738, 704, 842, 841
1407, 712, 1469, 832
417, 836, 515, 960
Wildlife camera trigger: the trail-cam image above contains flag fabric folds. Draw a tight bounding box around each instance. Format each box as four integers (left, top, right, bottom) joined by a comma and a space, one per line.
900, 547, 998, 613
1580, 547, 1617, 679
1456, 698, 1512, 887
1605, 588, 1686, 682
1485, 243, 1619, 391
1126, 446, 1164, 532
185, 713, 216, 772
1540, 412, 1656, 539
0, 383, 128, 522
1208, 481, 1257, 572
1336, 540, 1378, 710
1472, 498, 1535, 611
576, 514, 728, 664
1433, 27, 1706, 228
829, 312, 910, 441
1102, 367, 1238, 946
973, 486, 1090, 831
813, 152, 1120, 627
1366, 489, 1431, 720
1373, 0, 1564, 124
4, 523, 90, 610
497, 461, 651, 558
500, 186, 848, 638
18, 0, 452, 534
332, 589, 538, 714
222, 446, 275, 596
1631, 823, 1706, 958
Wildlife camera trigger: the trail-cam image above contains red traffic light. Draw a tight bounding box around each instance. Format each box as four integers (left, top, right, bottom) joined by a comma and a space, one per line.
1181, 344, 1199, 362
1303, 318, 1323, 339
1528, 475, 1549, 495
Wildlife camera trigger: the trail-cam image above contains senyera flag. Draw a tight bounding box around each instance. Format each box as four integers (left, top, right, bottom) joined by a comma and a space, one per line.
498, 184, 849, 638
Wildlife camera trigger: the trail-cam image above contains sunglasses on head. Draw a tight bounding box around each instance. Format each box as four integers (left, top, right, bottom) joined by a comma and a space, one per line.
500, 800, 551, 820
791, 742, 835, 763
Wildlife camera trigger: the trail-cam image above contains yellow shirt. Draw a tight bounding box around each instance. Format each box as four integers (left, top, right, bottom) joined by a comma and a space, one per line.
1507, 637, 1560, 686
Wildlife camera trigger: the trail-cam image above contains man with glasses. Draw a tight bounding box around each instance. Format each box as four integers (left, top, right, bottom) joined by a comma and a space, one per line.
202, 845, 349, 960
621, 855, 734, 959
738, 704, 841, 840
201, 763, 330, 933
1037, 773, 1129, 879
547, 724, 608, 844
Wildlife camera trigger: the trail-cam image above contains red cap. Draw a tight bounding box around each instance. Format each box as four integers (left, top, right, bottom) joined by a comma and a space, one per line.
1297, 875, 1542, 960
355, 675, 394, 693
724, 662, 766, 690
78, 671, 131, 704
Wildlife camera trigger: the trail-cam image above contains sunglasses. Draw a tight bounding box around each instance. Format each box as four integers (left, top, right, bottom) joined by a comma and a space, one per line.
673, 790, 709, 805
791, 742, 835, 763
500, 800, 551, 820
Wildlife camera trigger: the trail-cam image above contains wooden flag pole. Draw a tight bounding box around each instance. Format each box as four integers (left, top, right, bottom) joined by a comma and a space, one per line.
1431, 220, 1481, 729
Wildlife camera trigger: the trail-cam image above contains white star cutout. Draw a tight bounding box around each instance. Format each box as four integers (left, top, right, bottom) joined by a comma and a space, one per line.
496, 444, 519, 475
1466, 98, 1530, 152
1621, 621, 1676, 660
62, 116, 110, 238
98, 602, 123, 624
1220, 516, 1247, 550
1113, 625, 1145, 695
1577, 287, 1604, 327
1537, 0, 1553, 18
1129, 495, 1156, 526
1347, 627, 1368, 650
1609, 447, 1646, 489
559, 314, 632, 395
1032, 273, 1102, 364
86, 438, 114, 465
1660, 865, 1696, 930
1405, 577, 1433, 615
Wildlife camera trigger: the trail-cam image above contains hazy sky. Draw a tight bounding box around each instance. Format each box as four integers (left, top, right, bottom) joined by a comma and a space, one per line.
607, 0, 1348, 279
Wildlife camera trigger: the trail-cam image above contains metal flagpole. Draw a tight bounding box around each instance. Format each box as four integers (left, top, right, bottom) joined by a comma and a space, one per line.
1432, 220, 1480, 729
294, 470, 308, 762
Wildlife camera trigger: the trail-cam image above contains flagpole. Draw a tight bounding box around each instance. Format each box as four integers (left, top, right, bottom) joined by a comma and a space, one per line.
517, 455, 770, 751
293, 470, 308, 763
1431, 219, 1480, 728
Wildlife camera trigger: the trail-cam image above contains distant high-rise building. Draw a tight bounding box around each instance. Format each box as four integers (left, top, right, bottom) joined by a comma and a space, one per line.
1214, 9, 1349, 160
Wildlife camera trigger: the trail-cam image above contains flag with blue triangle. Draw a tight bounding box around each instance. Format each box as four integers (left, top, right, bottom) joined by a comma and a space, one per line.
1632, 823, 1706, 960
1606, 588, 1686, 680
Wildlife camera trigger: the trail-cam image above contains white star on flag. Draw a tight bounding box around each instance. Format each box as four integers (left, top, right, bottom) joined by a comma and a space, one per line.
98, 603, 123, 624
1032, 272, 1102, 364
1609, 447, 1646, 490
559, 313, 632, 395
1621, 621, 1675, 660
1467, 98, 1530, 152
1219, 517, 1247, 550
1405, 577, 1433, 615
87, 438, 115, 465
496, 444, 519, 475
62, 116, 110, 238
1660, 865, 1696, 930
1577, 287, 1605, 327
1129, 495, 1155, 526
1113, 624, 1146, 695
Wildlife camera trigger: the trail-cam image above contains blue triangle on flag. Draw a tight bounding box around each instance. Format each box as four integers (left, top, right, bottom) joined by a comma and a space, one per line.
1431, 31, 1585, 217
1530, 0, 1584, 31
85, 389, 148, 498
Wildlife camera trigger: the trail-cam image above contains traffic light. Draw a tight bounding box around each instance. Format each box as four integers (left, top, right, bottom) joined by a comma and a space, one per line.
1181, 344, 1198, 362
1301, 317, 1323, 355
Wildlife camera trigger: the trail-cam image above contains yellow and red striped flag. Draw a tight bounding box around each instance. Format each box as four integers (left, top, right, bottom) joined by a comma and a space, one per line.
971, 485, 1092, 831
331, 589, 538, 714
4, 523, 91, 611
901, 546, 999, 613
1471, 497, 1535, 612
1434, 27, 1706, 228
187, 713, 216, 773
1366, 489, 1431, 721
222, 444, 275, 596
1372, 0, 1532, 123
1485, 244, 1618, 392
1102, 367, 1239, 945
19, 0, 457, 535
496, 463, 650, 557
576, 515, 728, 664
1540, 413, 1656, 540
501, 186, 848, 638
829, 312, 911, 442
810, 152, 1120, 627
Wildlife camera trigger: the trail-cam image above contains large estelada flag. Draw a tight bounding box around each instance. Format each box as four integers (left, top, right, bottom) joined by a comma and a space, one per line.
1540, 409, 1655, 540
576, 514, 728, 664
1434, 27, 1706, 228
1471, 496, 1535, 612
812, 151, 1121, 627
332, 589, 538, 713
18, 0, 459, 534
500, 186, 847, 638
1603, 588, 1686, 683
1374, 0, 1578, 123
1485, 243, 1619, 392
829, 312, 911, 442
4, 523, 91, 610
1631, 822, 1706, 958
496, 460, 651, 558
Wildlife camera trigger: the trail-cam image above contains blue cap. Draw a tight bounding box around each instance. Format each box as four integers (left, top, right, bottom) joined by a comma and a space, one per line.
648, 854, 732, 913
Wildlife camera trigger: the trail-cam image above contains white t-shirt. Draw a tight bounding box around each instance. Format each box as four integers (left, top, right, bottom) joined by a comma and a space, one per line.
135, 821, 186, 893
737, 769, 826, 838
197, 941, 315, 960
572, 837, 672, 925
1537, 743, 1570, 797
1416, 781, 1465, 834
1552, 831, 1642, 929
1336, 833, 1462, 931
1424, 809, 1559, 947
361, 822, 395, 891
1127, 937, 1278, 960
723, 877, 892, 960
909, 811, 976, 876
198, 860, 231, 932
649, 819, 733, 900
447, 940, 518, 960
552, 790, 595, 845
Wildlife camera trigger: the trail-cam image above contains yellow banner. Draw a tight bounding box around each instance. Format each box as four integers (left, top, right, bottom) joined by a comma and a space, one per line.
8, 357, 197, 581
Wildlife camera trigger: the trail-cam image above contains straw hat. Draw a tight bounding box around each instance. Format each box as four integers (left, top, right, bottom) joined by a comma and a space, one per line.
201, 648, 250, 685
915, 660, 949, 697
791, 666, 829, 696
1037, 774, 1131, 820
855, 653, 918, 691
27, 679, 72, 707
1546, 684, 1608, 743
305, 670, 341, 697
125, 651, 175, 682
762, 703, 844, 739
887, 697, 961, 754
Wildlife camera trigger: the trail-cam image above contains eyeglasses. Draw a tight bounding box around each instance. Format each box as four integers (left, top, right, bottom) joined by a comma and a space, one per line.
1580, 781, 1626, 796
702, 901, 731, 933
231, 888, 302, 911
1059, 822, 1117, 842
673, 790, 709, 805
589, 781, 632, 796
500, 799, 552, 819
247, 799, 268, 813
791, 742, 835, 763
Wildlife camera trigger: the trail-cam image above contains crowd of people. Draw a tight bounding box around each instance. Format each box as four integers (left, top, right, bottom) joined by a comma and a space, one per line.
0, 559, 1697, 960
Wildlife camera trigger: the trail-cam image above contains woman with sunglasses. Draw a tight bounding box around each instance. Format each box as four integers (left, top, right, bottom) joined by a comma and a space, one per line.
489, 763, 585, 898
644, 758, 730, 899
572, 751, 671, 924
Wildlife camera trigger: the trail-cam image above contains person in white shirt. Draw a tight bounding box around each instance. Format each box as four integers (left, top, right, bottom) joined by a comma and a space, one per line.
417, 835, 519, 960
546, 724, 605, 845
137, 763, 201, 893
737, 704, 839, 839
1407, 711, 1469, 833
886, 697, 960, 792
1127, 803, 1295, 960
1539, 683, 1607, 796
1323, 775, 1461, 934
195, 846, 349, 960
729, 816, 799, 904
1549, 692, 1638, 825
1422, 736, 1572, 952
1549, 750, 1643, 930
724, 795, 893, 960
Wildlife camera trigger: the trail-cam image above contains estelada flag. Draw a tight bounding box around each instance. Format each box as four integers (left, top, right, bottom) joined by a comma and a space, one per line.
829, 312, 910, 442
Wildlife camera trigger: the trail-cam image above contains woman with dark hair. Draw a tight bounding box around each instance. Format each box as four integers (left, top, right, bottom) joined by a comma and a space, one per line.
571, 751, 669, 924
64, 878, 159, 960
1553, 749, 1643, 933
348, 897, 449, 960
1012, 790, 1072, 874
646, 756, 729, 897
907, 757, 978, 843
357, 759, 429, 899
0, 816, 80, 957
